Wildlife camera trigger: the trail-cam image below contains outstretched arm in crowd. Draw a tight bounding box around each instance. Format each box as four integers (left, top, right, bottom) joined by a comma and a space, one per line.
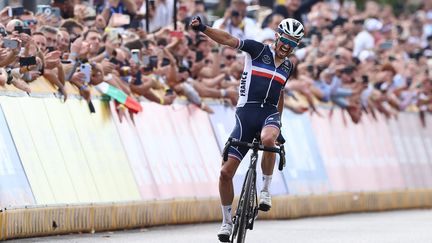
190, 17, 239, 48
0, 48, 20, 67
141, 89, 176, 106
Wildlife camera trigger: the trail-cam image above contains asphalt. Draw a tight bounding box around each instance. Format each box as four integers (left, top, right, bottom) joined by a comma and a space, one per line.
6, 209, 432, 243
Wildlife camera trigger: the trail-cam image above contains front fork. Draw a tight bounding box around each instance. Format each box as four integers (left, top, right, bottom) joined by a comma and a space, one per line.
248, 170, 259, 230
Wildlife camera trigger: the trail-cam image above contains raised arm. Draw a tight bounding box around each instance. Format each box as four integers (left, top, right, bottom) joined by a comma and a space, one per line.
190, 17, 239, 49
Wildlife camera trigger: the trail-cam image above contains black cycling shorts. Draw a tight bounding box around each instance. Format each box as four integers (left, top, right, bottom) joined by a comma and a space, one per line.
227, 103, 281, 162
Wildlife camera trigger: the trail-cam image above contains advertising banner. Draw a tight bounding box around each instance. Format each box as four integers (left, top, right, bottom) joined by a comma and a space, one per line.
186, 105, 221, 194
1, 97, 55, 204
364, 113, 405, 190
394, 113, 425, 188
67, 100, 140, 202
281, 110, 328, 195
110, 102, 160, 200
208, 104, 236, 150
19, 98, 78, 203
44, 99, 100, 203
402, 113, 432, 187
0, 105, 34, 207
135, 103, 219, 198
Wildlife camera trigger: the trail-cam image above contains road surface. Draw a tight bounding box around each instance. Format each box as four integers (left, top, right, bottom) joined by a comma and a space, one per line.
6, 209, 432, 243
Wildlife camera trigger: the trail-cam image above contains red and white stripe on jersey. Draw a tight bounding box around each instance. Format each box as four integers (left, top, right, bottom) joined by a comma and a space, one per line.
251, 65, 286, 85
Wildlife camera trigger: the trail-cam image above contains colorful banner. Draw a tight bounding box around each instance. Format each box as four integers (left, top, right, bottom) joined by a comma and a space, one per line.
134, 103, 220, 198
281, 110, 329, 195
1, 96, 55, 204
394, 113, 423, 188
16, 98, 78, 203
67, 99, 141, 202
0, 105, 34, 207
1, 95, 432, 207
110, 102, 160, 200
44, 99, 100, 203
208, 104, 236, 150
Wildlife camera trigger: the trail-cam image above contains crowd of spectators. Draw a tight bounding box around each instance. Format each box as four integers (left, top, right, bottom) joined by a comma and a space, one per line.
0, 0, 431, 125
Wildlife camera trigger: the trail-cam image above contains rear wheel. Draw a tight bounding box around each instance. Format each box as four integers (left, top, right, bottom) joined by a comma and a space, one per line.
236, 168, 255, 243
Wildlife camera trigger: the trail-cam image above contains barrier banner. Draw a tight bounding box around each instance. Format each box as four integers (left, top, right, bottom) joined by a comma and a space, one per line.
110, 102, 160, 200
186, 105, 221, 191
84, 100, 141, 201
281, 110, 328, 195
311, 111, 407, 192
44, 99, 100, 203
135, 103, 218, 198
363, 113, 405, 191
18, 98, 78, 203
1, 97, 55, 204
0, 105, 34, 207
67, 100, 140, 202
419, 114, 432, 186
395, 113, 425, 188
401, 113, 432, 187
208, 104, 236, 150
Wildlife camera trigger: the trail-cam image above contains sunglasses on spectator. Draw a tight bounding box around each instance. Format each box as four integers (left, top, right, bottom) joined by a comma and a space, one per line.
225, 55, 236, 60
277, 33, 298, 48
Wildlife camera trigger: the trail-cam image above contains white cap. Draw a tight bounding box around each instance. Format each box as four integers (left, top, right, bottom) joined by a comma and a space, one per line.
427, 11, 432, 20
364, 18, 383, 32
358, 50, 376, 62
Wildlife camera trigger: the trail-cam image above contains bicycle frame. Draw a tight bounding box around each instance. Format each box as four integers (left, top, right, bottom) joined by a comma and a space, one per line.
221, 136, 286, 243
231, 140, 260, 243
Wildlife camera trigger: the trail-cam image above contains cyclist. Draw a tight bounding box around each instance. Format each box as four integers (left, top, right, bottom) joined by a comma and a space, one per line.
190, 16, 304, 242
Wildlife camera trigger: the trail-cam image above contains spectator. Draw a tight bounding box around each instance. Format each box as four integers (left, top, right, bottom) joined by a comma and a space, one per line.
257, 13, 284, 42
262, 0, 323, 28
212, 0, 259, 40
1, 0, 431, 124
353, 18, 382, 57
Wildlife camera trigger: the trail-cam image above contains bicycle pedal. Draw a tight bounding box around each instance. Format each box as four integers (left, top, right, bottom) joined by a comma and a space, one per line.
258, 203, 271, 212
218, 234, 230, 242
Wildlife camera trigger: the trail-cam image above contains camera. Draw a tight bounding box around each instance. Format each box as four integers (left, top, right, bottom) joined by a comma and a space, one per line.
36, 5, 61, 18
19, 56, 37, 66
14, 26, 31, 35
8, 7, 24, 17
37, 5, 52, 15
2, 39, 20, 49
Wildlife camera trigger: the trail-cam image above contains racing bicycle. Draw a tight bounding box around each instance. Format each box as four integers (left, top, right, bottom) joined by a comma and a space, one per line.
222, 135, 285, 243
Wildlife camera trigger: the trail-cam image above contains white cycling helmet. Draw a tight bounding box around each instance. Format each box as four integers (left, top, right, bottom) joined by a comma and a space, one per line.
278, 18, 304, 40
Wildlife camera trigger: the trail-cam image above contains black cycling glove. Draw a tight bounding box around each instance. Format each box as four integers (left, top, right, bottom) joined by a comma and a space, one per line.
191, 16, 207, 32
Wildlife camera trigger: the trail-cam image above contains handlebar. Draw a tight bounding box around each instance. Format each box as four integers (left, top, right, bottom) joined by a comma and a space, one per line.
222, 137, 286, 171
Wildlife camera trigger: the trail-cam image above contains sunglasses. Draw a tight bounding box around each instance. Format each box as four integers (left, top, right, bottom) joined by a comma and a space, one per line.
277, 33, 298, 48
225, 55, 236, 60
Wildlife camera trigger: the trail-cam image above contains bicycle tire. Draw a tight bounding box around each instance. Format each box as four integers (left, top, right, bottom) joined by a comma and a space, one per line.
236, 168, 255, 243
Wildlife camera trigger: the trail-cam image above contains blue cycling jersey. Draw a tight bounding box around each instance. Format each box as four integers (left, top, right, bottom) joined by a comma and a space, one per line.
236, 39, 294, 107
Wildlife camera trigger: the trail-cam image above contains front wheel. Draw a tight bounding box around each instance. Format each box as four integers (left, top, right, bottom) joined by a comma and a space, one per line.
236, 169, 255, 243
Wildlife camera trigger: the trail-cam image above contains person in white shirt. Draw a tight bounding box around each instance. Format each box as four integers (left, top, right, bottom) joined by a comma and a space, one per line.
212, 0, 259, 40
136, 0, 174, 33
353, 18, 382, 57
257, 13, 284, 42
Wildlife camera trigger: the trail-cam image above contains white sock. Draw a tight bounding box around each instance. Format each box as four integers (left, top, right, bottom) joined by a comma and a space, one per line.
221, 205, 232, 225
262, 175, 272, 192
